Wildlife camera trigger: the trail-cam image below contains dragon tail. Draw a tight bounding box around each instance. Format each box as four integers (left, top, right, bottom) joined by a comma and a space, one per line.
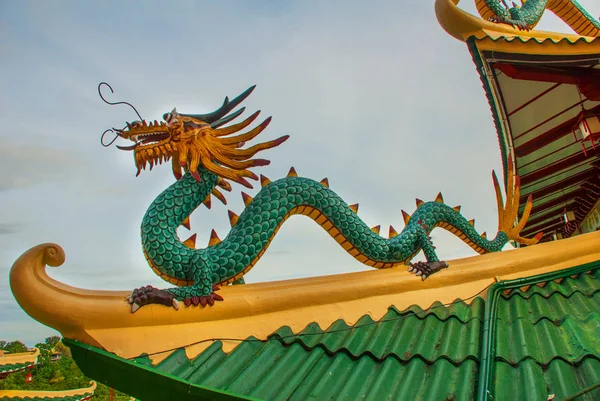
547, 0, 600, 37
413, 156, 542, 255
493, 156, 544, 246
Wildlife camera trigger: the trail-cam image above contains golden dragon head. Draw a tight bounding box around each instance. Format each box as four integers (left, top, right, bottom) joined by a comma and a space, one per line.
114, 86, 289, 189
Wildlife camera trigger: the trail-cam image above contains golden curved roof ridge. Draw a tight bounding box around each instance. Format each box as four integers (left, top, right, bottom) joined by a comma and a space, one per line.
435, 0, 598, 43
0, 381, 96, 399
9, 231, 600, 363
0, 348, 39, 365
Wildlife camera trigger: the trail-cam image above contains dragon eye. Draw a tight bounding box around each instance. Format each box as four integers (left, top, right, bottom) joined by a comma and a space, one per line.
163, 113, 172, 122
131, 121, 143, 128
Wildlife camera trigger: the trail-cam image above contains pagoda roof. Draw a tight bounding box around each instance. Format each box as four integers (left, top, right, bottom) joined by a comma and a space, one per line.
436, 0, 600, 240
63, 259, 600, 401
0, 349, 39, 378
0, 381, 96, 401
8, 231, 600, 400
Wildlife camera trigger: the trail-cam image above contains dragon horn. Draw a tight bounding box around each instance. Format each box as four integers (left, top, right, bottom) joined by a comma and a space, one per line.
210, 107, 246, 129
179, 86, 256, 124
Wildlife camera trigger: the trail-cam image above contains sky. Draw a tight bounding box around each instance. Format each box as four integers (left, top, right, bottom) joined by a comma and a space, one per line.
1, 1, 599, 346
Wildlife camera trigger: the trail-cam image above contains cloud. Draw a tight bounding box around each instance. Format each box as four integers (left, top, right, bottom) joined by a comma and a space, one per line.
0, 142, 82, 191
0, 224, 21, 235
1, 0, 598, 345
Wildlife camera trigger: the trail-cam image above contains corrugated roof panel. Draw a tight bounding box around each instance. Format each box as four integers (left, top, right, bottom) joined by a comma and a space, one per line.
61, 262, 600, 401
134, 300, 484, 401
494, 357, 600, 401
496, 316, 600, 364
490, 268, 600, 400
149, 341, 479, 401
273, 299, 483, 363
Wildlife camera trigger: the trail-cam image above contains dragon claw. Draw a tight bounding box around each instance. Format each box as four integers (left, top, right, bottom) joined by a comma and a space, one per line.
128, 285, 177, 313
183, 291, 224, 308
408, 261, 448, 280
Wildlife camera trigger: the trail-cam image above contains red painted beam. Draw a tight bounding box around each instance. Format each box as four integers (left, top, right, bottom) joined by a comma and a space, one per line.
493, 63, 600, 101
530, 189, 584, 216
520, 147, 600, 186
526, 206, 576, 228
522, 220, 565, 237
519, 169, 595, 205
515, 104, 600, 157
509, 83, 561, 118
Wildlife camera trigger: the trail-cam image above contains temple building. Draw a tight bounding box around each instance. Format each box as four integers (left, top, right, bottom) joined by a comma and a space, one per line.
7, 1, 600, 400
0, 349, 96, 401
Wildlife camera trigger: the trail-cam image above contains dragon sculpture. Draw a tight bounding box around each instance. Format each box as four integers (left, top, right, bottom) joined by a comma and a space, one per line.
480, 0, 600, 34
109, 86, 542, 313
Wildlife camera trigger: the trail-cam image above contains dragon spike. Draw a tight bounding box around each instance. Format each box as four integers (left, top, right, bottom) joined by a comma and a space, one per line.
453, 205, 461, 212
416, 198, 424, 207
228, 210, 239, 227
260, 174, 272, 187
203, 195, 212, 209
401, 210, 411, 225
349, 203, 359, 213
182, 216, 191, 230
435, 192, 444, 203
241, 192, 253, 207
218, 178, 232, 192
481, 232, 487, 239
371, 225, 381, 235
212, 188, 227, 205
388, 225, 399, 238
468, 219, 475, 227
208, 229, 222, 246
287, 167, 298, 177
183, 234, 197, 249
320, 178, 329, 188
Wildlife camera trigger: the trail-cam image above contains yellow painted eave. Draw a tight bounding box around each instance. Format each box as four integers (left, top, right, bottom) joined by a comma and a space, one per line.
0, 348, 39, 366
9, 231, 600, 362
0, 381, 96, 399
435, 0, 597, 44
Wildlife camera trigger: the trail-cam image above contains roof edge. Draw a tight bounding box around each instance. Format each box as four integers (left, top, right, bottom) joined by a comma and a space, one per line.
477, 260, 600, 400
435, 0, 597, 43
0, 381, 96, 399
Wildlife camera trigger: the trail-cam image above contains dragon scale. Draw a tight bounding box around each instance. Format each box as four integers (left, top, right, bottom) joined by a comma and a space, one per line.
480, 0, 600, 34
108, 85, 541, 311
143, 169, 509, 296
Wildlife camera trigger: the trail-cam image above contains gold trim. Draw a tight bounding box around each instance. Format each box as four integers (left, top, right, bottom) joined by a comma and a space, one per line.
435, 0, 597, 43
9, 232, 600, 361
0, 348, 39, 366
0, 381, 96, 399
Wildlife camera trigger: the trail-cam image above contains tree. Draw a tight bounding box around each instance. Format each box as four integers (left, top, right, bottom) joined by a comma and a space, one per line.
0, 336, 134, 400
2, 341, 28, 353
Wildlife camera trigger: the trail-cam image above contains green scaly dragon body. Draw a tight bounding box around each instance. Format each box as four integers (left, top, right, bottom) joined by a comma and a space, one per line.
141, 169, 510, 302
481, 0, 600, 33
106, 84, 541, 311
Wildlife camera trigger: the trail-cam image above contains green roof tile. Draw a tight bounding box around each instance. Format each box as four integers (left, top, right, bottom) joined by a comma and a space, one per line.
0, 362, 34, 375
479, 262, 600, 400
493, 358, 600, 401
64, 260, 600, 401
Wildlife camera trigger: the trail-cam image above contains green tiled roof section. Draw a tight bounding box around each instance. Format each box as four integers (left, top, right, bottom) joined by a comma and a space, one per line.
133, 299, 484, 401
0, 392, 93, 401
0, 362, 33, 374
145, 341, 478, 401
271, 298, 483, 363
63, 260, 600, 401
479, 261, 600, 401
